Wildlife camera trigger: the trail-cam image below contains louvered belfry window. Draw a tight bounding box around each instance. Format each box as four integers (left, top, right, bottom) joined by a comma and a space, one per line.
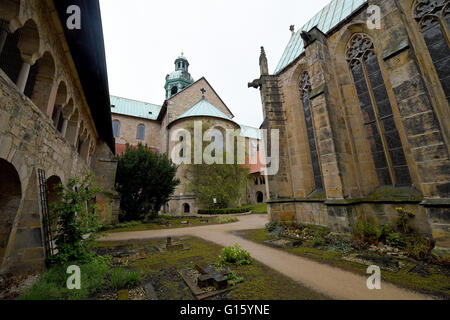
300, 72, 324, 190
414, 0, 450, 102
347, 34, 412, 187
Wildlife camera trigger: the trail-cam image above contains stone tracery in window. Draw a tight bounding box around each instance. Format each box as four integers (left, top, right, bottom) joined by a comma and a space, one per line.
346, 34, 412, 187
300, 72, 323, 190
414, 0, 450, 102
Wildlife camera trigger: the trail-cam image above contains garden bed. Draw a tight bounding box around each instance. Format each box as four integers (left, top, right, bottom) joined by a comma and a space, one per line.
237, 228, 450, 299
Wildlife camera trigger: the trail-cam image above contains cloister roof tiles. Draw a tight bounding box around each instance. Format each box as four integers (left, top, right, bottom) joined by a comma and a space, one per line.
110, 95, 162, 120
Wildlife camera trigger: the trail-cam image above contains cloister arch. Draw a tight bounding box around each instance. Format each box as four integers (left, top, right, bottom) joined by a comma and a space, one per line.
0, 158, 22, 265
51, 81, 68, 132
27, 51, 55, 113
65, 106, 79, 145
16, 19, 40, 94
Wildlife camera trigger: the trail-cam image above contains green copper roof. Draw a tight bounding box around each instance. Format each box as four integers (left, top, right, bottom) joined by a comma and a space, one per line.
175, 97, 234, 122
166, 70, 194, 82
110, 96, 162, 120
274, 0, 367, 74
239, 125, 261, 140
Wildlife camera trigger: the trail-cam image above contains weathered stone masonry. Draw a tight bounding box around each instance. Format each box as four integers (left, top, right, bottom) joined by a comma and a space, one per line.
250, 0, 450, 256
0, 0, 118, 275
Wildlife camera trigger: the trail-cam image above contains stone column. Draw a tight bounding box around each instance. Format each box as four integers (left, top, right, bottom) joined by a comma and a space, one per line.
0, 29, 7, 56
0, 20, 9, 56
61, 119, 68, 136
16, 62, 31, 93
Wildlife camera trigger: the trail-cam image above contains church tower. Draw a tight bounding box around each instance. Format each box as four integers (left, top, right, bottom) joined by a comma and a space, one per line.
164, 53, 194, 99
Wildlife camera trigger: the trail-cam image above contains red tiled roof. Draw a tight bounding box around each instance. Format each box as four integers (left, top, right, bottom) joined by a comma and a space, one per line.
245, 150, 265, 174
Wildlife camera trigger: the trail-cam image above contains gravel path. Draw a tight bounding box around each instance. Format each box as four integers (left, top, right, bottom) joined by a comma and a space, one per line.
99, 214, 433, 300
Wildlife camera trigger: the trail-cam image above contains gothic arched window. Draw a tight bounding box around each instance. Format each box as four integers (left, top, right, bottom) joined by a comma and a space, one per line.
346, 34, 412, 186
414, 0, 450, 101
112, 120, 120, 138
300, 72, 323, 190
137, 124, 145, 140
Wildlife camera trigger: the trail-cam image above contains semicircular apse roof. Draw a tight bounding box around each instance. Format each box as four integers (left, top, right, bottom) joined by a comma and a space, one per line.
175, 97, 235, 123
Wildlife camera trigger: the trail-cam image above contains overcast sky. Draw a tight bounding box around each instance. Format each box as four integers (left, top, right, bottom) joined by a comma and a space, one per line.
99, 0, 331, 128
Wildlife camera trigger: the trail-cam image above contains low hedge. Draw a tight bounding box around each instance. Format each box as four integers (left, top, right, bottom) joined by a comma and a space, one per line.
198, 207, 250, 215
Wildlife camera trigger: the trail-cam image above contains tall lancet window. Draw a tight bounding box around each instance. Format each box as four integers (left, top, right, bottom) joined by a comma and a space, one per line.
300, 72, 323, 190
414, 0, 450, 102
347, 34, 412, 187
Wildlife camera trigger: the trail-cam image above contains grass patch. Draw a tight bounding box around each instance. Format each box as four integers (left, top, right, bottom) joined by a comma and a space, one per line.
19, 256, 142, 300
240, 229, 450, 299
109, 268, 141, 290
247, 203, 268, 213
101, 215, 237, 233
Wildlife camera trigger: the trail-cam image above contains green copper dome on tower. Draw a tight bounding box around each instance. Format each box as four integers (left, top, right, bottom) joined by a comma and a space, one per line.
164, 53, 194, 99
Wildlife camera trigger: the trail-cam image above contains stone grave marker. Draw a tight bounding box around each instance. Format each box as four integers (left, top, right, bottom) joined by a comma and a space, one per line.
195, 263, 231, 290
157, 237, 187, 252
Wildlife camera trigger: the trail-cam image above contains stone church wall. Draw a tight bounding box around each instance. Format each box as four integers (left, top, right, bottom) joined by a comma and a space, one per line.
112, 113, 161, 152
0, 0, 117, 275
254, 0, 450, 255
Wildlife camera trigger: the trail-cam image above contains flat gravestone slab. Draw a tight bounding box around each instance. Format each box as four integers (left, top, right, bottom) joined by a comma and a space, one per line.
143, 282, 158, 300
195, 263, 231, 290
342, 253, 409, 272
179, 266, 236, 300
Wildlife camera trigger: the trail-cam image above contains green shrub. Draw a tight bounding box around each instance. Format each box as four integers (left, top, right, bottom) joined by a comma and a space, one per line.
116, 144, 180, 221
109, 268, 142, 290
198, 207, 249, 215
265, 221, 283, 237
218, 244, 252, 266
352, 219, 395, 245
325, 234, 353, 252
217, 216, 239, 224
395, 207, 415, 234
48, 174, 103, 265
226, 271, 244, 286
406, 235, 434, 261
386, 232, 406, 249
